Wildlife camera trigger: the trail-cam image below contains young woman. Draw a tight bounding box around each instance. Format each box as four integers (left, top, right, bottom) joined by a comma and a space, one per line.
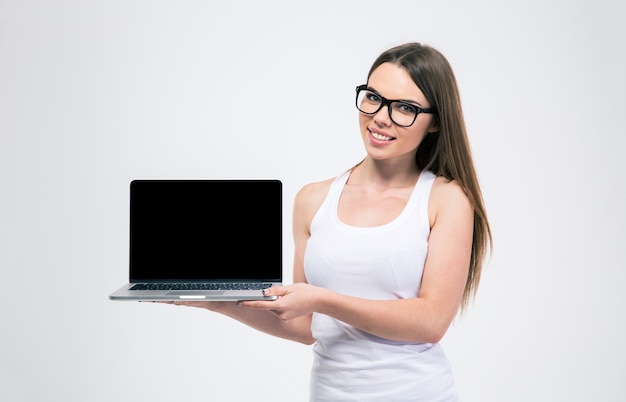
170, 42, 492, 401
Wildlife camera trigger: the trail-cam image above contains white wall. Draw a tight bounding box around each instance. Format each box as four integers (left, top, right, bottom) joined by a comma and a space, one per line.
1, 1, 624, 401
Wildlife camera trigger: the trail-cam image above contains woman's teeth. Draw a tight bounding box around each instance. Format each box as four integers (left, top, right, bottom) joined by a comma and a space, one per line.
371, 131, 393, 141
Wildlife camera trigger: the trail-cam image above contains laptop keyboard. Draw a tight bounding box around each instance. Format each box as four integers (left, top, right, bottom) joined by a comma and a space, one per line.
130, 283, 272, 291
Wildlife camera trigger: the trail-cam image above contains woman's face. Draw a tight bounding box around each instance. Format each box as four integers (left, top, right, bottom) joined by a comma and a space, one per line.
358, 62, 437, 163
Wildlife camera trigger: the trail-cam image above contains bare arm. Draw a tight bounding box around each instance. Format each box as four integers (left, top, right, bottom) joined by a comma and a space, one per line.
207, 302, 314, 344
245, 178, 473, 344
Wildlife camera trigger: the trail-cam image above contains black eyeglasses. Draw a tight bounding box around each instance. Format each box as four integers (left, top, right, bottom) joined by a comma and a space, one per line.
355, 85, 437, 127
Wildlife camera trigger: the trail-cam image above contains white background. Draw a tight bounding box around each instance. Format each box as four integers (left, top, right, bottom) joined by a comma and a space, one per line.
1, 1, 625, 401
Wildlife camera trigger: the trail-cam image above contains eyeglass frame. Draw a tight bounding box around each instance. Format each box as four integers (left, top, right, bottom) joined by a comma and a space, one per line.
355, 84, 437, 127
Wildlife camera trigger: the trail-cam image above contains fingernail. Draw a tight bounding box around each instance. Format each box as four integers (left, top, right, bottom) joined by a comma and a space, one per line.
262, 288, 268, 295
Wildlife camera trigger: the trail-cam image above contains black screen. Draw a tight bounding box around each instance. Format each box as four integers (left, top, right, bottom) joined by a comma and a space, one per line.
129, 179, 282, 281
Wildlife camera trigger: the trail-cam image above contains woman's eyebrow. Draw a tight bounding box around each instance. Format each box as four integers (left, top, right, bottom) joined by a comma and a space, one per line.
367, 86, 425, 107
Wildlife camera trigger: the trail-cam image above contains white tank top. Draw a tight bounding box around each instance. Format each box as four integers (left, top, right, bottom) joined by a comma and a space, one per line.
304, 170, 459, 401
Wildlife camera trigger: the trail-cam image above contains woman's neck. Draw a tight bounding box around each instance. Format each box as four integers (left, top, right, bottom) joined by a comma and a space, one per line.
350, 156, 420, 189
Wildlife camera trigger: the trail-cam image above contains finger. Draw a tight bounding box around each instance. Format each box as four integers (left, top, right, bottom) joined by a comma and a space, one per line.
262, 285, 287, 296
238, 299, 278, 310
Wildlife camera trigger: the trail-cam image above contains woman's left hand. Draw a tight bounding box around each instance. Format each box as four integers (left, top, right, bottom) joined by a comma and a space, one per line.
238, 283, 325, 321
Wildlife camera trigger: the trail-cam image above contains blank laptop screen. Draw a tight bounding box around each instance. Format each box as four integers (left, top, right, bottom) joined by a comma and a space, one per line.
129, 180, 282, 282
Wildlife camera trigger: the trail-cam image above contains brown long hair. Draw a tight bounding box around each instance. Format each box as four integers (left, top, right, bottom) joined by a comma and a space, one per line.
367, 42, 492, 311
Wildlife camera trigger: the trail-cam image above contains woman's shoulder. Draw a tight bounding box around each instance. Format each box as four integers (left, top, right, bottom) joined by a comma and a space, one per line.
429, 176, 473, 221
295, 177, 336, 210
291, 176, 337, 230
432, 175, 465, 193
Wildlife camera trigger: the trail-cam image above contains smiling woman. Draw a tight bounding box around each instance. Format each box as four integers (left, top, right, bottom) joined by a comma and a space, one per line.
167, 42, 492, 401
2, 0, 624, 401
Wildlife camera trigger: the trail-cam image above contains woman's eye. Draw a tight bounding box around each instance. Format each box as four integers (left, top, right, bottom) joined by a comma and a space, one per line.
366, 92, 381, 103
395, 102, 417, 115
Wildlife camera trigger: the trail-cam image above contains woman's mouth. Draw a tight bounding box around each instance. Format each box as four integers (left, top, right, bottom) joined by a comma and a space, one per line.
369, 129, 395, 141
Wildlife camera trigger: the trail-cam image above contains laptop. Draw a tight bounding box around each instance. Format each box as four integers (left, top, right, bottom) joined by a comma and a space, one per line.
109, 179, 282, 301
